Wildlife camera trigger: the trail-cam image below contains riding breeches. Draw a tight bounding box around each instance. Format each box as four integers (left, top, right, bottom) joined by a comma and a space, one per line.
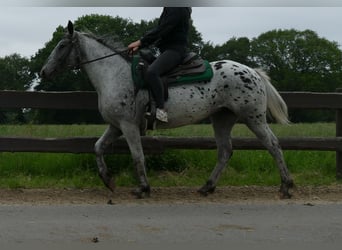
145, 49, 183, 109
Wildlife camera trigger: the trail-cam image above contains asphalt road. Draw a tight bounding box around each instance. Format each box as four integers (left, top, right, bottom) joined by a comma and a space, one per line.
1, 202, 342, 249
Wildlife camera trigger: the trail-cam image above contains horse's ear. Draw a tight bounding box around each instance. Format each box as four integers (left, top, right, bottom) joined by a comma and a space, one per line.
67, 20, 74, 35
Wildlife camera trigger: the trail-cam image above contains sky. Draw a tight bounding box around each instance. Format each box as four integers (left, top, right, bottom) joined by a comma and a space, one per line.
0, 5, 341, 58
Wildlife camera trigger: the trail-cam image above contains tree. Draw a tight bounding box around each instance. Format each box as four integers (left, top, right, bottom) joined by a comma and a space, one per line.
28, 14, 205, 124
31, 14, 205, 92
30, 15, 137, 124
200, 37, 255, 67
250, 29, 342, 122
188, 19, 205, 54
251, 29, 342, 92
0, 53, 33, 90
0, 54, 34, 123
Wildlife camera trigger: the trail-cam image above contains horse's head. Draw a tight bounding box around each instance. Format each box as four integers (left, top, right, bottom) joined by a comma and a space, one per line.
40, 21, 80, 79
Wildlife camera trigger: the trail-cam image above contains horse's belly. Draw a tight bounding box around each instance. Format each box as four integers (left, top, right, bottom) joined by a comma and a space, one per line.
163, 98, 215, 128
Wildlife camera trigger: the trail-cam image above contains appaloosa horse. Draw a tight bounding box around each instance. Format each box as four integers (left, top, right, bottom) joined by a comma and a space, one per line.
40, 21, 294, 198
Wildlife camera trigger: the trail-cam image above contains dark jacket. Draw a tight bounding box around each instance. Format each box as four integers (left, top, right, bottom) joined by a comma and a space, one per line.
140, 7, 191, 53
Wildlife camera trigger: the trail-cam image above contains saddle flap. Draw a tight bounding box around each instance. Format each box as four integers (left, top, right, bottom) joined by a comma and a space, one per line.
163, 60, 213, 85
165, 61, 206, 78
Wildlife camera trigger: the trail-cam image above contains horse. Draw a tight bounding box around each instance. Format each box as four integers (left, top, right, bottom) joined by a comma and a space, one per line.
40, 21, 294, 198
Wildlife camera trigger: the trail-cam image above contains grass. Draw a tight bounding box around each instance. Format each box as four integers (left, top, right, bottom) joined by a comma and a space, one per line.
0, 123, 338, 188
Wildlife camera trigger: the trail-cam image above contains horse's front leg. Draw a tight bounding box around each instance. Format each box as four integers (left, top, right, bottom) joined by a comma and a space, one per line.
94, 125, 122, 192
120, 121, 150, 199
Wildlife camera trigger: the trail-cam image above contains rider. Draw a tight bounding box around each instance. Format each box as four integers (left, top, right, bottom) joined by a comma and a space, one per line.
128, 7, 192, 122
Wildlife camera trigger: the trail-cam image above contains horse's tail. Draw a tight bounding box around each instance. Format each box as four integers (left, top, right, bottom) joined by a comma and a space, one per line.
255, 68, 290, 124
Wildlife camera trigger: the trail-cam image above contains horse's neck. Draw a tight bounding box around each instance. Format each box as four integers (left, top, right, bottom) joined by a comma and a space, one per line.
79, 34, 132, 97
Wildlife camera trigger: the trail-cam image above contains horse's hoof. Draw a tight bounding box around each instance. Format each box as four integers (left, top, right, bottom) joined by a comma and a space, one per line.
131, 185, 151, 199
106, 178, 116, 193
99, 172, 115, 192
279, 192, 292, 199
279, 180, 294, 199
198, 181, 216, 196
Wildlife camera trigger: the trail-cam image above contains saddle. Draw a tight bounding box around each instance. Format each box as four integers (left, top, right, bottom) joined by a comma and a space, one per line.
131, 49, 213, 94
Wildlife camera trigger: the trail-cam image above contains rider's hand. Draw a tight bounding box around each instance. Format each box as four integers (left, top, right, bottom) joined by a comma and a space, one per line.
128, 40, 141, 55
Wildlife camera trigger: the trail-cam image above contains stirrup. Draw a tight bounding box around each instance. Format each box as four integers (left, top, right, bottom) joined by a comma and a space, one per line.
156, 108, 168, 123
145, 101, 157, 130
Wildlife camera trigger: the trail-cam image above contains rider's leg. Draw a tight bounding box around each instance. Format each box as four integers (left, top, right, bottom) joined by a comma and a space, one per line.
145, 49, 183, 122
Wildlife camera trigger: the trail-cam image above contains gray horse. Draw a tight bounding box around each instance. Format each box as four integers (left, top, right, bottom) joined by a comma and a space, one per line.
40, 21, 294, 198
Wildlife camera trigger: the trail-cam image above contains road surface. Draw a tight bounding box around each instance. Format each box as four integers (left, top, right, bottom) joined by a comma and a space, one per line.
1, 201, 342, 249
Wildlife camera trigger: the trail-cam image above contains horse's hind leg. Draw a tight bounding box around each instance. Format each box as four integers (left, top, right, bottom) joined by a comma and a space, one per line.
246, 119, 294, 198
198, 109, 237, 196
94, 125, 122, 192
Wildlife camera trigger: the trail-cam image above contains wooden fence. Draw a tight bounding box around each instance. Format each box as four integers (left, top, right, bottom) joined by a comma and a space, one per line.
1, 90, 342, 178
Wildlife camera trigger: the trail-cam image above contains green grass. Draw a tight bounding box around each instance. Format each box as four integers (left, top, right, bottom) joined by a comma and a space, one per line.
0, 123, 338, 188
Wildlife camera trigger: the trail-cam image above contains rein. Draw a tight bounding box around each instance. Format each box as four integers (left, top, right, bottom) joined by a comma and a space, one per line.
78, 48, 130, 66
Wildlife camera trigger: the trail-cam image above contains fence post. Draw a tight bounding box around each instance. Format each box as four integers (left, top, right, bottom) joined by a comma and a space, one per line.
336, 88, 342, 179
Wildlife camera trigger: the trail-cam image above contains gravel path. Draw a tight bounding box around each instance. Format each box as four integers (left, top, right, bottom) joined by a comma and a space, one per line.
1, 185, 342, 249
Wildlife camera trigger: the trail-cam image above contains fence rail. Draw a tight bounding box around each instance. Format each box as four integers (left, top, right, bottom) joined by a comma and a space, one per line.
1, 136, 341, 153
1, 90, 342, 178
1, 90, 342, 109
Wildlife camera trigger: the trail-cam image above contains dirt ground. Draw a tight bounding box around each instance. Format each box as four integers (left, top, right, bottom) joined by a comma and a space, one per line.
1, 185, 342, 205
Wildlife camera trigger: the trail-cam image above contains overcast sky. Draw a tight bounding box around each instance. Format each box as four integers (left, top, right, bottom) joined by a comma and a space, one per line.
0, 6, 341, 58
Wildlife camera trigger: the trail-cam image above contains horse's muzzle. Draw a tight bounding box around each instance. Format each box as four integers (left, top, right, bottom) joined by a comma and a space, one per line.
39, 68, 46, 78
39, 66, 53, 80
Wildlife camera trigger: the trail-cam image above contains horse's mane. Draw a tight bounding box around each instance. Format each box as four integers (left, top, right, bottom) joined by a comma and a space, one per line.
80, 30, 131, 61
